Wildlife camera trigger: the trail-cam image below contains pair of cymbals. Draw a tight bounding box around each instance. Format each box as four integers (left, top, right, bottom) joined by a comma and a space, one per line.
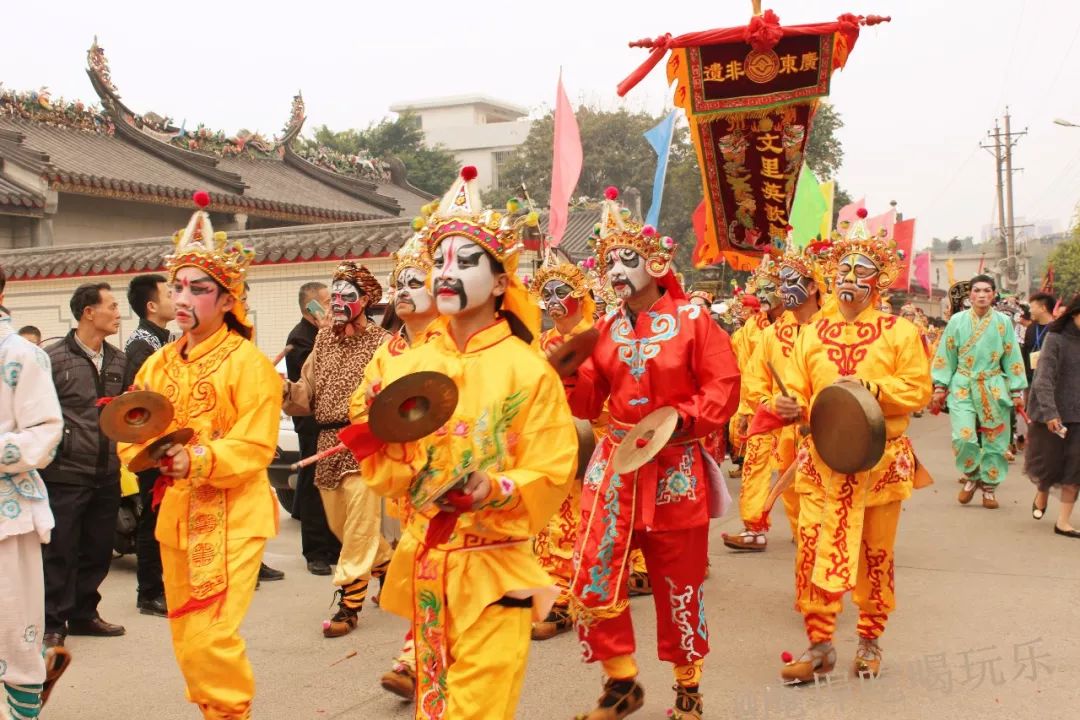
611, 407, 679, 475
369, 371, 459, 443
546, 327, 599, 377
99, 391, 174, 444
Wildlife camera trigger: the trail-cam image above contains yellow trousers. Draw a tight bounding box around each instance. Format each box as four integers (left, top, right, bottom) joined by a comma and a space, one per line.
161, 537, 264, 720
320, 472, 393, 587
739, 432, 777, 532
794, 492, 901, 644
444, 603, 532, 720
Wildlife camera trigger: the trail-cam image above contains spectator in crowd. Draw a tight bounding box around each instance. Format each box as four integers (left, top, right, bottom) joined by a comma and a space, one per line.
238, 281, 287, 583
1022, 293, 1056, 383
284, 282, 341, 576
18, 325, 41, 344
123, 274, 176, 617
41, 283, 127, 647
1024, 294, 1080, 539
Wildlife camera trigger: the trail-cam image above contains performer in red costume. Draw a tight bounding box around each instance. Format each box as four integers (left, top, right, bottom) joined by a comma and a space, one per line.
565, 188, 740, 720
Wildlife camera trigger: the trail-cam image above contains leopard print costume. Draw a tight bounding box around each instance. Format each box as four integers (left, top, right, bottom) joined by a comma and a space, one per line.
311, 323, 388, 489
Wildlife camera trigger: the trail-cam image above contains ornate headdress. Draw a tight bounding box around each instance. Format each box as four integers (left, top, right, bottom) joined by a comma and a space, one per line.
165, 190, 256, 328
832, 207, 901, 289
420, 166, 541, 338
390, 227, 434, 287
529, 248, 597, 321
426, 166, 537, 267
687, 289, 715, 305
590, 187, 677, 277
333, 261, 382, 307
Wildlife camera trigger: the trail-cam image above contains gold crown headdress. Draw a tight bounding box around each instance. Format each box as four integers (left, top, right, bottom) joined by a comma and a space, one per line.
391, 221, 435, 287
747, 253, 781, 292
591, 187, 676, 278
832, 208, 901, 289
165, 191, 256, 317
333, 261, 382, 307
529, 248, 589, 298
424, 166, 537, 268
687, 289, 715, 305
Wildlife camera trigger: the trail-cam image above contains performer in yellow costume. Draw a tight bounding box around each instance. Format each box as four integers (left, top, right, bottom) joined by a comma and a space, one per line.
773, 211, 930, 683
737, 242, 833, 543
119, 192, 281, 720
342, 167, 576, 720
723, 255, 785, 550
351, 229, 440, 701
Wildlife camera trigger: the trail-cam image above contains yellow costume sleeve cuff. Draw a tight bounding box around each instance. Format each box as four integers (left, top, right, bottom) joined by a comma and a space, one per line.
187, 443, 214, 481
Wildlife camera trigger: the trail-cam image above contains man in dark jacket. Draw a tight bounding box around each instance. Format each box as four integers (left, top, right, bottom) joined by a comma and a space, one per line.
285, 281, 341, 575
124, 274, 175, 617
41, 282, 127, 647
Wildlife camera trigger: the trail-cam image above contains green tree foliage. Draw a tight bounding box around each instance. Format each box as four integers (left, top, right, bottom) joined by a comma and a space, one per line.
806, 103, 845, 180
1046, 224, 1080, 300
297, 112, 457, 195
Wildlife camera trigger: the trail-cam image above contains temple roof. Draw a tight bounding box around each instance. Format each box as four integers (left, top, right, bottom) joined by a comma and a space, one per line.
0, 39, 434, 224
0, 208, 603, 281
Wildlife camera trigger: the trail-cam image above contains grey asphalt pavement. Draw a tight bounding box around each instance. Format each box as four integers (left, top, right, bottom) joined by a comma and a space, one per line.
43, 414, 1079, 719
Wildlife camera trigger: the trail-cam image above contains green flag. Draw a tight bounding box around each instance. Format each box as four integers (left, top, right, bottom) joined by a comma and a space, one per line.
789, 165, 827, 249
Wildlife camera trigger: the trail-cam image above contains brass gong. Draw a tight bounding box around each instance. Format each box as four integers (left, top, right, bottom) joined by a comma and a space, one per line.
546, 327, 599, 378
809, 383, 886, 474
369, 371, 459, 443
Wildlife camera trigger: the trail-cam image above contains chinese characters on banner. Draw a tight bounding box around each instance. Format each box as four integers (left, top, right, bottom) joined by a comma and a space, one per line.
616, 11, 889, 268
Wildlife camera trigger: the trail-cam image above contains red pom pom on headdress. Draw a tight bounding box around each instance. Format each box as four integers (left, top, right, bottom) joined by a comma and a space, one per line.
604, 186, 619, 200
192, 190, 211, 209
856, 208, 868, 219
460, 166, 478, 181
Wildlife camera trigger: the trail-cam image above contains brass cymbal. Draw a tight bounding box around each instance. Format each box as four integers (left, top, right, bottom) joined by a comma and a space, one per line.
574, 418, 597, 479
99, 391, 174, 444
546, 327, 599, 378
611, 407, 679, 475
369, 371, 459, 443
809, 382, 886, 474
127, 428, 195, 473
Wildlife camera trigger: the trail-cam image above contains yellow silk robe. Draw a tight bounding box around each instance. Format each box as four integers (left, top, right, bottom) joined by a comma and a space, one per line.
118, 323, 281, 720
358, 317, 576, 720
782, 305, 930, 595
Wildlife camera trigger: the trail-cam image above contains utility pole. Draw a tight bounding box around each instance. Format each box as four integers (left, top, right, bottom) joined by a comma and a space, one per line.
980, 111, 1027, 292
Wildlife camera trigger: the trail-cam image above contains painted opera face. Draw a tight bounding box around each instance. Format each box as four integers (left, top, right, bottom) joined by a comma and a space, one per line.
541, 279, 580, 320
755, 276, 782, 311
779, 265, 815, 309
330, 279, 366, 326
432, 236, 504, 316
394, 266, 434, 319
605, 248, 653, 300
835, 251, 880, 305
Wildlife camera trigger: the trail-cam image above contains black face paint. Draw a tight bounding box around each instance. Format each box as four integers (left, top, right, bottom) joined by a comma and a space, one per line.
434, 277, 467, 310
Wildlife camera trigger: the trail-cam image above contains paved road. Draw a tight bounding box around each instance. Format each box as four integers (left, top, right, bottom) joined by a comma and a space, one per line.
44, 414, 1079, 719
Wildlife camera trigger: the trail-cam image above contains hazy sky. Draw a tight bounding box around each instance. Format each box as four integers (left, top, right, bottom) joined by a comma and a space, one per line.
5, 0, 1080, 248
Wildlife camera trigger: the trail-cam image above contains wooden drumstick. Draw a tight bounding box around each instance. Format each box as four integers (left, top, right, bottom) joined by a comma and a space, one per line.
766, 361, 790, 397
290, 442, 347, 471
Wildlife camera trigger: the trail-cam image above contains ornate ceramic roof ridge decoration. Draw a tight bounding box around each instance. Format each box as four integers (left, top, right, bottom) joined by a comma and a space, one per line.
0, 84, 115, 135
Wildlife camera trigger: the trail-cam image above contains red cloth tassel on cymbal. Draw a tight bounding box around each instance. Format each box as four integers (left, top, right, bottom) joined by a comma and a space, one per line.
338, 423, 387, 463
747, 404, 787, 437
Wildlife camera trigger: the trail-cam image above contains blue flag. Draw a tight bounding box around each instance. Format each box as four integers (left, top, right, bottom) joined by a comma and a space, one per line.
643, 109, 678, 228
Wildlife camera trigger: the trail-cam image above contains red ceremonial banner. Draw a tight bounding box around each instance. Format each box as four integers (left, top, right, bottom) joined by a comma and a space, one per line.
617, 10, 889, 268
892, 218, 916, 290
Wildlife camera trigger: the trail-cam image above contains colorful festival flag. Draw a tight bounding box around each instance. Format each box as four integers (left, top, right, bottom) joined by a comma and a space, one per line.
616, 10, 889, 267
788, 165, 827, 249
547, 73, 582, 248
892, 218, 916, 290
837, 197, 866, 226
818, 179, 835, 239
867, 208, 896, 240
644, 109, 679, 228
913, 250, 931, 296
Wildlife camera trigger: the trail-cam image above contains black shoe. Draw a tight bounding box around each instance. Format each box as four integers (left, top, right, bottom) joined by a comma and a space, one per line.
307, 559, 333, 576
137, 596, 168, 617
1054, 525, 1080, 538
66, 617, 125, 637
259, 562, 285, 581
43, 632, 66, 649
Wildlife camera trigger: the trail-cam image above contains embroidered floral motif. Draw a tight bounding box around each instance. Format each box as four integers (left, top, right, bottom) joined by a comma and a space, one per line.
585, 457, 608, 490
656, 447, 697, 505
416, 588, 448, 720
666, 578, 703, 662
2, 360, 22, 388
0, 499, 19, 519
1, 442, 19, 465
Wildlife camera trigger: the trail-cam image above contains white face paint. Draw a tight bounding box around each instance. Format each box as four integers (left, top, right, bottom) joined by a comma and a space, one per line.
541, 279, 580, 319
330, 279, 364, 325
604, 248, 652, 300
394, 266, 433, 318
835, 252, 880, 305
432, 237, 497, 316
